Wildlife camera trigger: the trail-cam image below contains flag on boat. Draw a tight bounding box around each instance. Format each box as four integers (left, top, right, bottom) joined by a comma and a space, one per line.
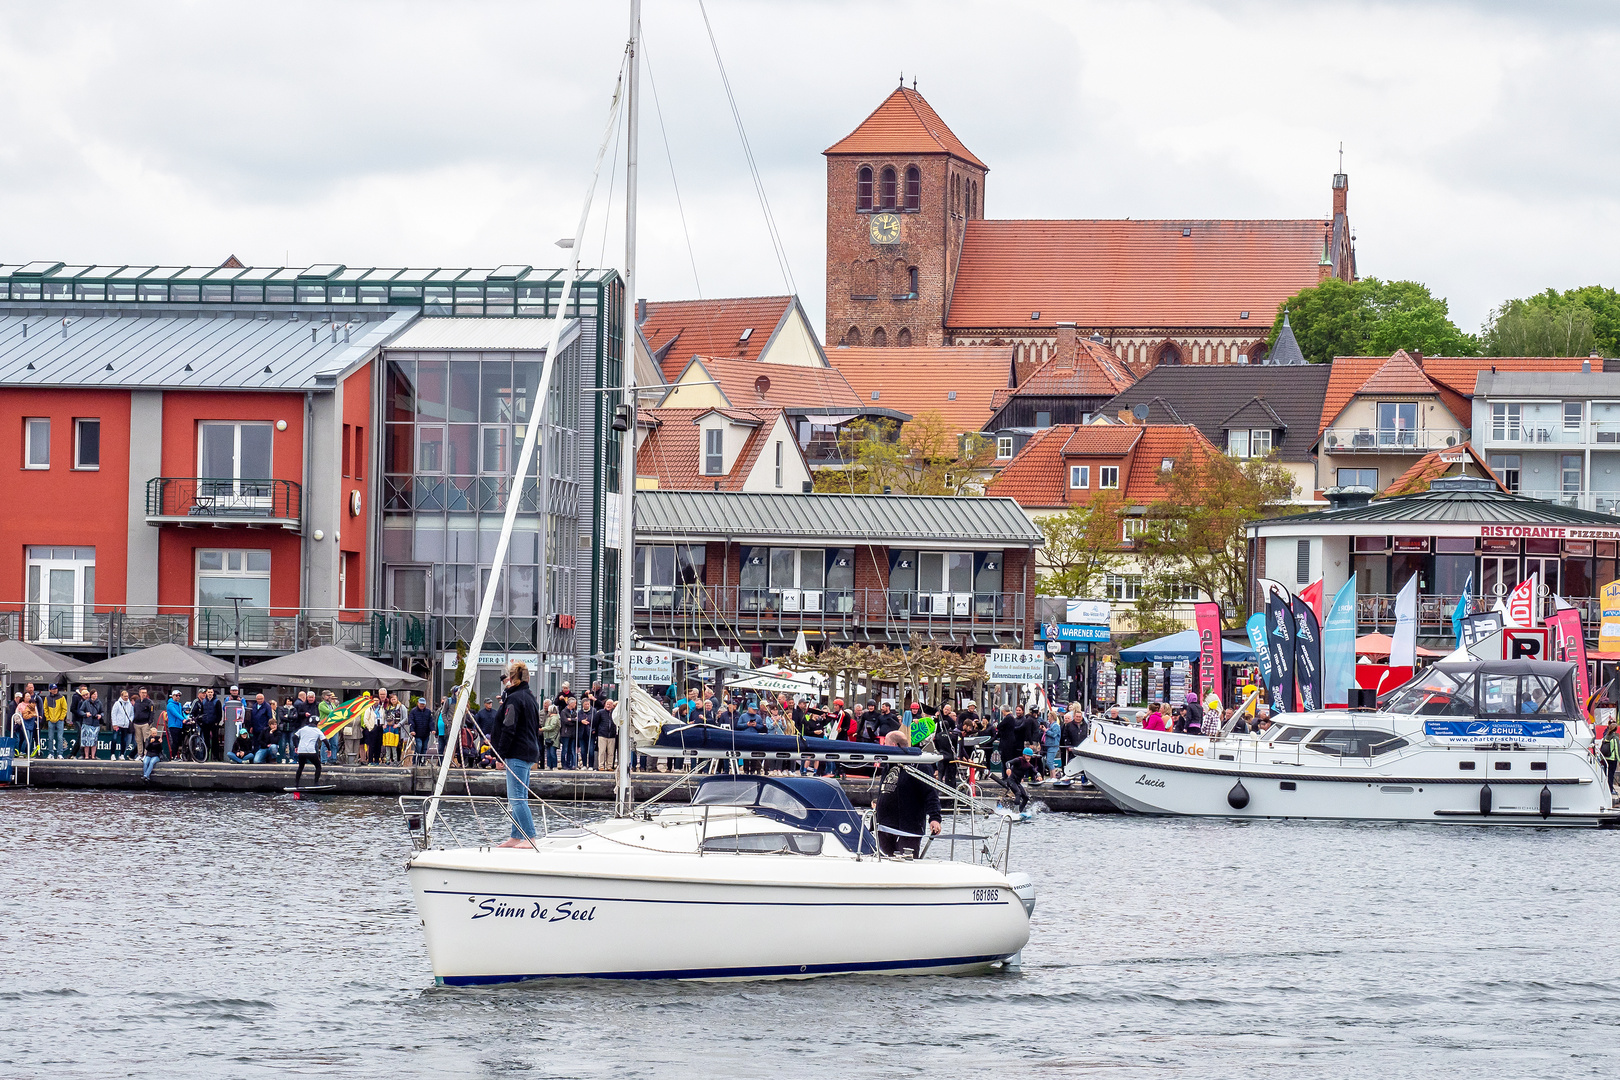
1505, 573, 1539, 627
1451, 573, 1473, 645
1290, 593, 1323, 712
320, 692, 374, 740
1321, 576, 1358, 707
1389, 575, 1419, 668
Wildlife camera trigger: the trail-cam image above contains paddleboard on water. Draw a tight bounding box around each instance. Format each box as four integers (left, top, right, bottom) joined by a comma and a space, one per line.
285, 785, 338, 800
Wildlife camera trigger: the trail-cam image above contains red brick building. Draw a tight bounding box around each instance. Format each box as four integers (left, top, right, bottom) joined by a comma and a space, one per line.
825, 85, 1357, 373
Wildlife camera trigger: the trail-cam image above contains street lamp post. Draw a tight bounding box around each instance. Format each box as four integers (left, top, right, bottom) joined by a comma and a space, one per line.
225, 596, 252, 691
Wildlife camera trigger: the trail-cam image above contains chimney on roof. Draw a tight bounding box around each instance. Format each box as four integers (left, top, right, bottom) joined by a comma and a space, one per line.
1584, 358, 1592, 373
1410, 350, 1424, 365
1118, 408, 1137, 425
1055, 322, 1078, 369
636, 298, 647, 325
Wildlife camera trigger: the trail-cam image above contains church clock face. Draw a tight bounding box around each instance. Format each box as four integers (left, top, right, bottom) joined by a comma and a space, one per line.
869, 212, 900, 245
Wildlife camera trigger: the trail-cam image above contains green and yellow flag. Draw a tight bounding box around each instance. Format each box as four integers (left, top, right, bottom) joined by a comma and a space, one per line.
319, 693, 374, 740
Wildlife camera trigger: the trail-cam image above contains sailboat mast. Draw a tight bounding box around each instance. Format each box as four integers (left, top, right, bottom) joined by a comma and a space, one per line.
614, 0, 640, 817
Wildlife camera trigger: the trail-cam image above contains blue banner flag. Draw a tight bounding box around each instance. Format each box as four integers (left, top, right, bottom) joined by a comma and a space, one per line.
1247, 613, 1272, 693
1452, 572, 1473, 645
1322, 576, 1358, 707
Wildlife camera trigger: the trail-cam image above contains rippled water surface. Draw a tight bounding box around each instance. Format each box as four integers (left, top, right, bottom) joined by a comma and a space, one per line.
4, 789, 1620, 1078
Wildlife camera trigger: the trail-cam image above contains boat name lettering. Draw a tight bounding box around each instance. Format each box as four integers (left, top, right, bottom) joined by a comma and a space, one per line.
470, 897, 599, 923
1135, 774, 1166, 788
1101, 730, 1206, 757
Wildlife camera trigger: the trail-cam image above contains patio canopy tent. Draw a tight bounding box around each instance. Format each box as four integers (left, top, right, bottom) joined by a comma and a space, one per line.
236, 645, 425, 692
1353, 633, 1448, 660
0, 639, 87, 685
1118, 630, 1258, 664
69, 643, 234, 687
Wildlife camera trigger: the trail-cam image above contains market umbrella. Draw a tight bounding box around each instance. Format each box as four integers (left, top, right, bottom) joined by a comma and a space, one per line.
236, 645, 425, 691
0, 639, 87, 684
70, 642, 234, 686
1118, 629, 1258, 664
1353, 633, 1448, 659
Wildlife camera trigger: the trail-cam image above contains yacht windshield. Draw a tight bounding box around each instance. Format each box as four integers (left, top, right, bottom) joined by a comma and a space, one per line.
1480, 673, 1569, 717
691, 779, 811, 820
1383, 669, 1475, 716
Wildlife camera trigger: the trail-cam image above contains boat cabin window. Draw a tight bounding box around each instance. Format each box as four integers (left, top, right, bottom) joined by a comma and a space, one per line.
1305, 729, 1410, 758
1382, 669, 1476, 716
700, 832, 823, 855
692, 780, 810, 821
1480, 673, 1568, 717
1270, 727, 1309, 744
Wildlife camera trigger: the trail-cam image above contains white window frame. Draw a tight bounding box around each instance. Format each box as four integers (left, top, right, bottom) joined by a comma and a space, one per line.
774, 440, 783, 488
73, 418, 101, 470
195, 548, 273, 648
1069, 465, 1089, 489
1226, 429, 1250, 458
198, 420, 275, 505
1099, 465, 1119, 489
1491, 402, 1522, 442
1105, 573, 1142, 601
24, 417, 50, 469
1250, 428, 1272, 456
703, 428, 724, 475
996, 436, 1013, 460
25, 545, 95, 644
1122, 518, 1147, 542
1564, 402, 1583, 432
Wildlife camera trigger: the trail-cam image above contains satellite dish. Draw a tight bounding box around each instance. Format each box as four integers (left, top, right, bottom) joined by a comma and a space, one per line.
1131, 403, 1151, 422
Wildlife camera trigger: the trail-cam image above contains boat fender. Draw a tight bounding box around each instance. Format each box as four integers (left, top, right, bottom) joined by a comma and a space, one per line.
1227, 779, 1249, 810
1539, 785, 1553, 819
1479, 784, 1492, 816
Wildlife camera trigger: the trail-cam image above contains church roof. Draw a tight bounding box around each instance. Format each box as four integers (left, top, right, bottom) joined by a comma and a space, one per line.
1265, 311, 1306, 366
639, 296, 795, 381
945, 219, 1329, 331
829, 346, 1012, 435
823, 87, 986, 168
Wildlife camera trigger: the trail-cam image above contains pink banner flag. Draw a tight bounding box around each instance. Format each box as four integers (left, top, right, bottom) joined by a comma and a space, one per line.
1194, 601, 1224, 710
1505, 573, 1539, 628
1546, 606, 1590, 709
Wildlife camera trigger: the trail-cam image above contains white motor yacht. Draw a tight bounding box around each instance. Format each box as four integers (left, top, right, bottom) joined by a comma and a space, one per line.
1073, 659, 1618, 827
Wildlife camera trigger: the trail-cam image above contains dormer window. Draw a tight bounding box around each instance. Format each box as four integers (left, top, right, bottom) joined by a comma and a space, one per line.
1227, 429, 1274, 458
703, 429, 724, 475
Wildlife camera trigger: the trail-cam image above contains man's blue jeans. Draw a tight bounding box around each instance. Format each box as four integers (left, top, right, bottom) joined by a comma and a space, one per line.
560, 735, 576, 770
47, 721, 65, 756
505, 758, 536, 840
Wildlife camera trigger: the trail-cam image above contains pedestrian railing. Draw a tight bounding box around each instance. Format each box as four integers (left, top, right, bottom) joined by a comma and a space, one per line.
633, 586, 1027, 644
1356, 593, 1596, 633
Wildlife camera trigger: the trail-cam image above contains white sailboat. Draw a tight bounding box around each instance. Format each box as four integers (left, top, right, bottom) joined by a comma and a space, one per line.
403, 1, 1033, 983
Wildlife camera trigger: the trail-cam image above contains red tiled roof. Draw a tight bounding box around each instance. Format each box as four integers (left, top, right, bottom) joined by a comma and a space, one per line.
676, 355, 864, 411
1380, 443, 1506, 498
1320, 354, 1590, 436
946, 219, 1329, 330
829, 346, 1012, 435
1317, 355, 1389, 436
823, 87, 985, 168
637, 406, 786, 491
1358, 350, 1437, 396
1123, 426, 1221, 502
984, 426, 1074, 507
640, 296, 794, 381
1057, 426, 1141, 456
1009, 339, 1135, 399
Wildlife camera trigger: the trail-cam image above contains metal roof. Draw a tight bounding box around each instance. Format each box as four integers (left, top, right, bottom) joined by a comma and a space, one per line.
634, 491, 1044, 546
1251, 487, 1620, 530
384, 317, 580, 352
0, 307, 414, 391
1473, 370, 1620, 397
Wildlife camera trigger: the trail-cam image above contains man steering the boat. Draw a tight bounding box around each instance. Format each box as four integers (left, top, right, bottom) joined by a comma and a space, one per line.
873, 730, 941, 858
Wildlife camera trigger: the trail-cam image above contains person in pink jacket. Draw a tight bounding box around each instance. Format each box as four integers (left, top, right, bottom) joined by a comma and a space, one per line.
1142, 706, 1167, 731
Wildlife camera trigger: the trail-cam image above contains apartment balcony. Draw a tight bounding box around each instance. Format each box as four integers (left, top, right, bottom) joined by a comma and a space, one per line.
1357, 593, 1595, 635
1483, 422, 1620, 448
0, 603, 431, 658
1516, 489, 1620, 516
1321, 427, 1467, 454
145, 477, 302, 530
632, 585, 1028, 647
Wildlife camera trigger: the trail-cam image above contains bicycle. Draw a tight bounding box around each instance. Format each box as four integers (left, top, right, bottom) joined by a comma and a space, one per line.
178, 718, 210, 763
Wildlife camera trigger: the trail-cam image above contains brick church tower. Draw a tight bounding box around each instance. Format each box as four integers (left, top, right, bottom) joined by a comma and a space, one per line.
824, 84, 986, 349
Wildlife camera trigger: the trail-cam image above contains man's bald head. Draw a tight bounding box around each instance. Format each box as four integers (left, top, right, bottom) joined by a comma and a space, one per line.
882, 729, 911, 748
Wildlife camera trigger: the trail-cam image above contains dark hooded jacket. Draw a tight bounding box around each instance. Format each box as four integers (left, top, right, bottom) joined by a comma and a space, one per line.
494, 681, 541, 762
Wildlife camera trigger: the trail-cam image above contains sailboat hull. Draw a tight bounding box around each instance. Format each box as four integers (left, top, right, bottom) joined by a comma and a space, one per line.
408, 849, 1030, 983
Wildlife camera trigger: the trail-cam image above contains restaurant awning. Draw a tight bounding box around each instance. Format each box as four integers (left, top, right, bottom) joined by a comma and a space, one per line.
0, 639, 87, 684
70, 643, 234, 686
1118, 630, 1258, 664
237, 645, 425, 691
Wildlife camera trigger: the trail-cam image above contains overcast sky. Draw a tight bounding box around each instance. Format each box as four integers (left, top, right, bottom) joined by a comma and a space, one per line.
2, 0, 1616, 337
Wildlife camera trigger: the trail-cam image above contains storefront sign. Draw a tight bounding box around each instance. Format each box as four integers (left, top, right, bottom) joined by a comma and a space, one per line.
628, 651, 673, 685
1479, 524, 1620, 540
1064, 599, 1112, 625
1039, 622, 1112, 642
1602, 580, 1620, 641
987, 649, 1046, 683
1423, 720, 1568, 745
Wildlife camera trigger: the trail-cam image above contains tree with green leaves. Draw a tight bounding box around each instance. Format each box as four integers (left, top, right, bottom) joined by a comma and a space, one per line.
1481, 285, 1620, 357
1034, 494, 1125, 598
1134, 449, 1297, 626
1270, 277, 1477, 363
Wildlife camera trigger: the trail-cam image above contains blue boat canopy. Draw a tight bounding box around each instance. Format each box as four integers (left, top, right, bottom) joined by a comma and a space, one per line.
692, 775, 877, 854
1118, 629, 1258, 664
646, 722, 937, 763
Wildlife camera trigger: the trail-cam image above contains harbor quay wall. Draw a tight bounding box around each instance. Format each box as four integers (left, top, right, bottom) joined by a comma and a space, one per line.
4, 761, 1117, 813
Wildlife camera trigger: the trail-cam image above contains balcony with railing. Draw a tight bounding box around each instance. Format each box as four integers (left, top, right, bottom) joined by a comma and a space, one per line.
633, 585, 1027, 646
1514, 490, 1620, 516
1356, 593, 1597, 636
0, 603, 432, 659
1321, 427, 1468, 454
145, 477, 302, 529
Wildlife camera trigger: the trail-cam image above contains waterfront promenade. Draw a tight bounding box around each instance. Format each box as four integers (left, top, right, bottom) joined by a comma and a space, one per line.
5, 759, 1116, 812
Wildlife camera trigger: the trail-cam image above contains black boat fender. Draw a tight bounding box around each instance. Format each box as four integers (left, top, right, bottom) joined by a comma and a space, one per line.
1228, 779, 1250, 810
1539, 785, 1553, 819
1480, 784, 1492, 816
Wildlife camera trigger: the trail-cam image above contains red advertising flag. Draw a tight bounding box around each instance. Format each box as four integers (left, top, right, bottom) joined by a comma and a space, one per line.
1299, 578, 1324, 624
1546, 607, 1590, 709
1193, 601, 1224, 709
1505, 573, 1539, 627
